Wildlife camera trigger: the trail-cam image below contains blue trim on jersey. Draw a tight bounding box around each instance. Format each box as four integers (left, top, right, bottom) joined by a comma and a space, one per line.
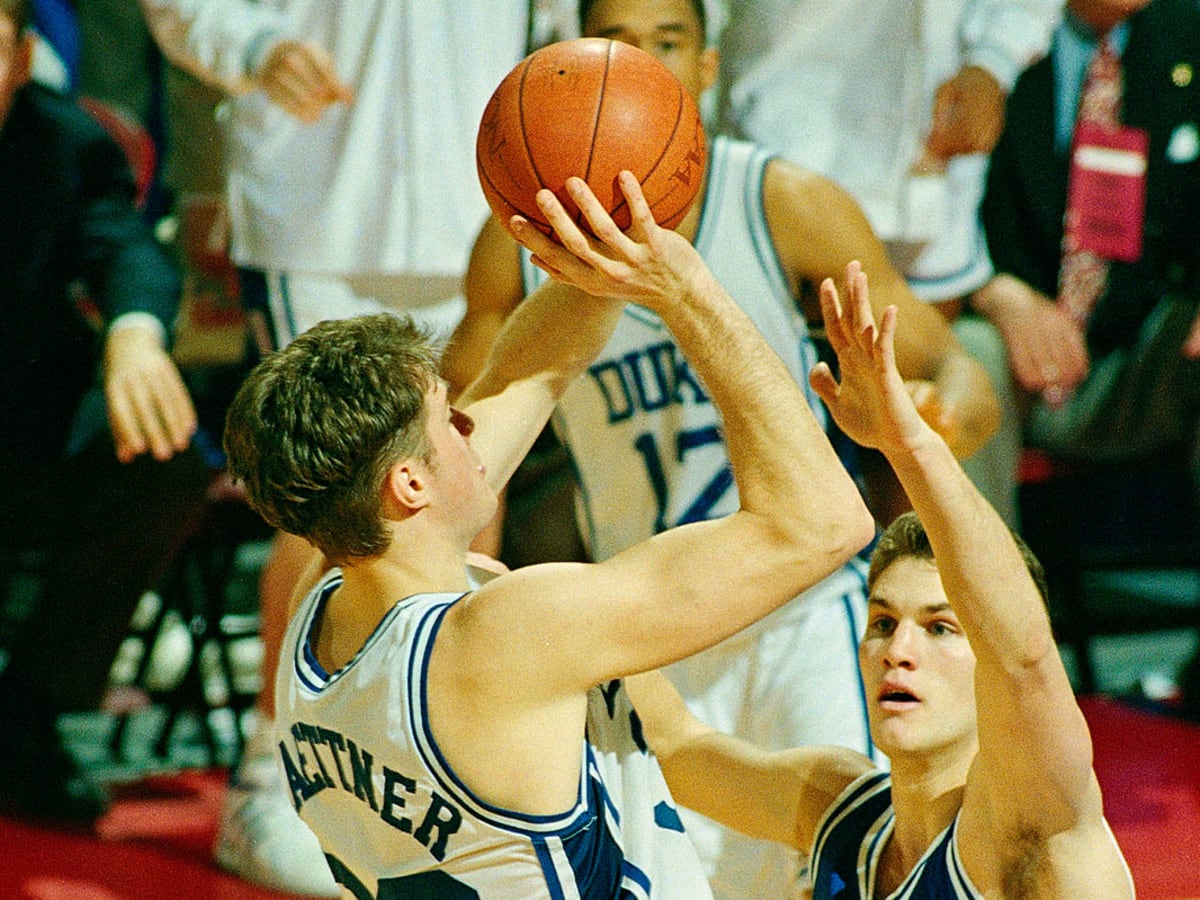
949, 820, 974, 893
532, 838, 568, 900
410, 603, 596, 835
280, 271, 299, 346
840, 563, 876, 760
293, 574, 466, 695
563, 755, 635, 898
906, 225, 993, 301
295, 575, 342, 693
811, 770, 890, 866
589, 751, 621, 827
302, 639, 329, 683
811, 771, 986, 900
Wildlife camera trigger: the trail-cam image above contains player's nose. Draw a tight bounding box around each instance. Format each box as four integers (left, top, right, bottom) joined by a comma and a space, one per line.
882, 623, 920, 669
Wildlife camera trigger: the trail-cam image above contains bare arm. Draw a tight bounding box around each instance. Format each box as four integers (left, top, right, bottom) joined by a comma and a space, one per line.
454, 266, 625, 500
810, 266, 1121, 883
440, 215, 525, 398
461, 174, 874, 692
625, 671, 869, 851
764, 160, 999, 459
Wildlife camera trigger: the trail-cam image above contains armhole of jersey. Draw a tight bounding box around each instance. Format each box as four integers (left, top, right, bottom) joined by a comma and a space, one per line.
745, 148, 796, 311
947, 814, 987, 900
293, 571, 344, 693
406, 598, 596, 837
809, 770, 890, 873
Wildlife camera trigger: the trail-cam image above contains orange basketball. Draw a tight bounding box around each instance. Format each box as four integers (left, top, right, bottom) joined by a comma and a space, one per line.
476, 38, 706, 236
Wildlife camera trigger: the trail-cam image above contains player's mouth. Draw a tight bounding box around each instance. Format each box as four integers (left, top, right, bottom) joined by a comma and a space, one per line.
877, 681, 920, 710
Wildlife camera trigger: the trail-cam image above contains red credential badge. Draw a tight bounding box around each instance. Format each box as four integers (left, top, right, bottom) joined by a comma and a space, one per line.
1064, 121, 1150, 263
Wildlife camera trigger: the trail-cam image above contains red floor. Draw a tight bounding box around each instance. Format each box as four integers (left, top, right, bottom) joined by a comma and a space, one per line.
1, 770, 300, 900
1082, 695, 1200, 900
2, 697, 1199, 899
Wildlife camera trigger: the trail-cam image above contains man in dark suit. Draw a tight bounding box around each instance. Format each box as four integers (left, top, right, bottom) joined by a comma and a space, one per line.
972, 0, 1199, 459
0, 0, 209, 823
967, 0, 1200, 708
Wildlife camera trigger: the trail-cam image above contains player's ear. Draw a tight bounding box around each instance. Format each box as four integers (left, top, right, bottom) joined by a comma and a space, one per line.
699, 46, 719, 94
382, 458, 430, 516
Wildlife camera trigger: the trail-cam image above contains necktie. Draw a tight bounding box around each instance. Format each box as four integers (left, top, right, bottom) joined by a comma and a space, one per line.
1057, 40, 1123, 328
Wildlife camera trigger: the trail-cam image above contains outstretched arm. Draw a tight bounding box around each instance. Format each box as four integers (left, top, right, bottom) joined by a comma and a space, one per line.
459, 175, 873, 692
809, 265, 1112, 866
625, 671, 870, 853
765, 162, 999, 459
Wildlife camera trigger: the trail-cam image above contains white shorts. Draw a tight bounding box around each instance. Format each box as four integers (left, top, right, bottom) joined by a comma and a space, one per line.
255, 269, 467, 352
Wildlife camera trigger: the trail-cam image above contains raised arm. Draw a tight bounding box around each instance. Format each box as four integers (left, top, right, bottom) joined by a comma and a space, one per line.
462, 173, 873, 692
764, 161, 999, 460
453, 259, 625, 500
809, 265, 1119, 878
440, 215, 525, 399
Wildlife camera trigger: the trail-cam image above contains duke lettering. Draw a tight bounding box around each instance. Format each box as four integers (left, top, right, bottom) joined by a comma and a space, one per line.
588, 341, 709, 424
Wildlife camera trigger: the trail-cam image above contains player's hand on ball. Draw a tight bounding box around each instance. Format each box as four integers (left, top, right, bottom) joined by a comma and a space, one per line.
510, 171, 703, 311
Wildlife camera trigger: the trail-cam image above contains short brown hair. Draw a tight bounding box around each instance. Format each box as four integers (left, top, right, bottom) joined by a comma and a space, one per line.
868, 510, 1050, 606
223, 314, 438, 563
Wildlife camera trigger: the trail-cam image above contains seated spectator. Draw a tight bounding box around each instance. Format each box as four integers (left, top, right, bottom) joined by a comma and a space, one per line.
0, 0, 209, 824
968, 0, 1199, 706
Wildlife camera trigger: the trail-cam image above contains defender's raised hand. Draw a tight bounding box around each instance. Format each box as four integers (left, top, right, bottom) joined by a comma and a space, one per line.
809, 261, 930, 458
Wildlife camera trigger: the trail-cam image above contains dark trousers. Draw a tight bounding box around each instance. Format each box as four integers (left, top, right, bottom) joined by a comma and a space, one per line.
0, 435, 210, 712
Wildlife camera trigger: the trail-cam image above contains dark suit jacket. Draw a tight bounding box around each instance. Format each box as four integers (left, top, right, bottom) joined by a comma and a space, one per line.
981, 0, 1200, 359
0, 84, 181, 462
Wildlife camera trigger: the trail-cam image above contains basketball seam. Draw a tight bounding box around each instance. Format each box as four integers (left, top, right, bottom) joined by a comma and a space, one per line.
577, 42, 614, 228
608, 82, 689, 226
516, 56, 550, 227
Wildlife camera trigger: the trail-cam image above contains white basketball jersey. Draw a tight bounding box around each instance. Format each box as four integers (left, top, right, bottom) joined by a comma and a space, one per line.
522, 137, 876, 900
275, 570, 712, 899
524, 137, 824, 561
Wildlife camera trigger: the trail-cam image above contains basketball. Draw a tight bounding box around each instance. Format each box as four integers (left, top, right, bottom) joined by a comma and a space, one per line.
476, 38, 706, 236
